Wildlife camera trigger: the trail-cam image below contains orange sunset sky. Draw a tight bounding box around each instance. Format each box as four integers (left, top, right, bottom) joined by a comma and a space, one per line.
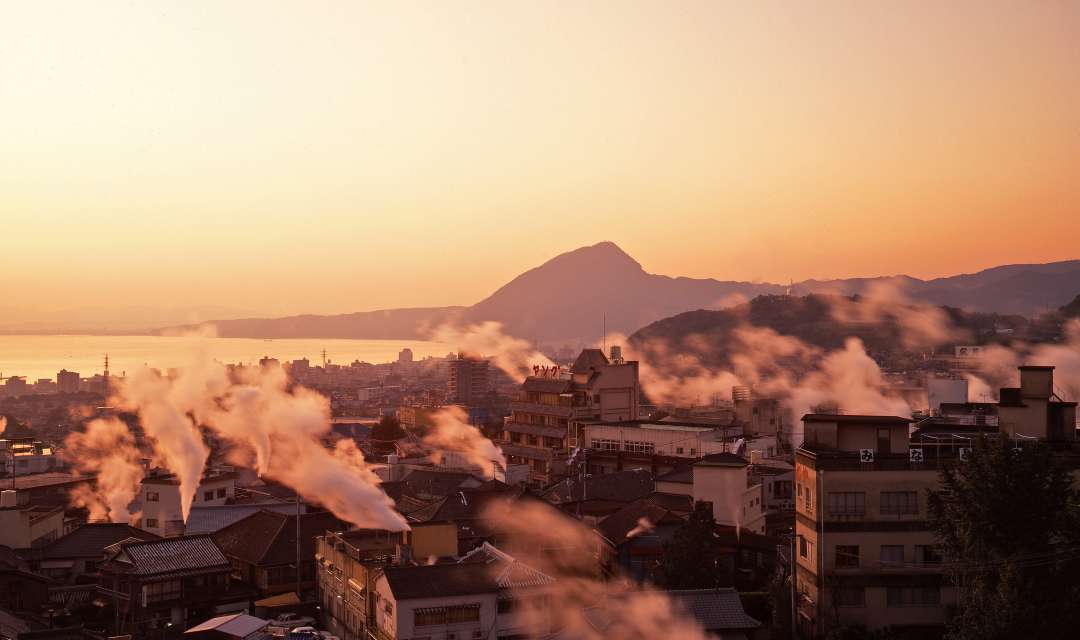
2, 1, 1078, 323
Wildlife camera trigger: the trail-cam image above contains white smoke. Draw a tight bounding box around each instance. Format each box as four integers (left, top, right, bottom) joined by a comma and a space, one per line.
625, 517, 655, 539
431, 321, 553, 381
423, 406, 506, 478
62, 417, 144, 524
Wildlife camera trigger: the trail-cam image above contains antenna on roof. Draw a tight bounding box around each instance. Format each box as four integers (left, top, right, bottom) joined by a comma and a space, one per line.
603, 313, 607, 353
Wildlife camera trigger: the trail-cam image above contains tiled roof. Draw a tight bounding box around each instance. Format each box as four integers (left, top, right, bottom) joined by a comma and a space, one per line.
213, 510, 345, 566
664, 588, 762, 630
185, 613, 268, 637
41, 523, 158, 559
185, 503, 304, 535
502, 422, 566, 439
383, 543, 552, 600
112, 536, 230, 577
542, 469, 654, 504
521, 377, 572, 394
597, 499, 686, 543
643, 492, 694, 512
571, 349, 609, 373
693, 453, 748, 468
801, 414, 912, 425
655, 465, 693, 484
10, 472, 91, 490
399, 469, 477, 498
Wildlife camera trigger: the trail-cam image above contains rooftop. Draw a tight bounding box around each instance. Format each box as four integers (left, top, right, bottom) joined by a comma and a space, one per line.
542, 469, 654, 504
802, 414, 912, 426
107, 535, 230, 577
693, 453, 748, 468
213, 510, 345, 566
40, 523, 158, 559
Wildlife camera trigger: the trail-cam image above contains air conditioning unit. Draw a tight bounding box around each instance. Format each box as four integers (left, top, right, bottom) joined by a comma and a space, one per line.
859, 449, 875, 463
909, 448, 924, 463
958, 447, 972, 461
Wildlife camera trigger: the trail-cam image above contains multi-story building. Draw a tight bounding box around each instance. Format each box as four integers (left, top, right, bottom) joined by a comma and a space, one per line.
447, 355, 490, 405
315, 523, 460, 640
136, 470, 237, 537
503, 348, 639, 485
792, 366, 1076, 637
371, 543, 554, 640
57, 369, 82, 394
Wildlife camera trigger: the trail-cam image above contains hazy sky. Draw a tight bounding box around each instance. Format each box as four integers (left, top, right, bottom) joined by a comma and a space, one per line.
3, 1, 1078, 321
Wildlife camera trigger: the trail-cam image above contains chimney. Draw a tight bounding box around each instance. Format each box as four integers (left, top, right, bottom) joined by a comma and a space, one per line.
395, 543, 414, 566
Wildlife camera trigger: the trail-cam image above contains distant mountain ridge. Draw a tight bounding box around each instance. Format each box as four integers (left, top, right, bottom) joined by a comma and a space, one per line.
158, 242, 1080, 343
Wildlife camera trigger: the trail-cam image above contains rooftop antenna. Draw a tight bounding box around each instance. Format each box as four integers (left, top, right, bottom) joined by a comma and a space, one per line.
603, 313, 606, 353
104, 354, 110, 379
321, 349, 327, 368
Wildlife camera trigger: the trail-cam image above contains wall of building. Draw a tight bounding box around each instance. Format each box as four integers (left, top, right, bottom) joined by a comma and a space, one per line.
691, 465, 749, 528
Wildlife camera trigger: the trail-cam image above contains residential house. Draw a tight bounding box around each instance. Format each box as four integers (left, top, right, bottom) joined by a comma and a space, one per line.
35, 523, 158, 584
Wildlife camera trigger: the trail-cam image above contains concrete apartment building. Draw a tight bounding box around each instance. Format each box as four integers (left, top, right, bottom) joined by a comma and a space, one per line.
501, 348, 639, 485
793, 364, 1078, 637
447, 355, 490, 405
136, 470, 238, 537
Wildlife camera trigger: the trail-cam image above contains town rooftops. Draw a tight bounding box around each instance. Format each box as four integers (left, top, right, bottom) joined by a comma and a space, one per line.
542, 468, 654, 504
801, 414, 912, 425
693, 453, 748, 468
655, 465, 693, 484
141, 470, 239, 485
40, 523, 158, 559
106, 535, 230, 577
213, 510, 345, 566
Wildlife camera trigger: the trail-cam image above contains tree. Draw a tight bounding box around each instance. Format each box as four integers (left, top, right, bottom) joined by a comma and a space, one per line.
370, 415, 406, 454
655, 501, 723, 589
927, 435, 1080, 640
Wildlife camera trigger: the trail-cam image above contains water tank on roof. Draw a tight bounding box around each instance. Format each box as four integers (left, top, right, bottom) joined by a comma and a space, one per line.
0, 490, 16, 508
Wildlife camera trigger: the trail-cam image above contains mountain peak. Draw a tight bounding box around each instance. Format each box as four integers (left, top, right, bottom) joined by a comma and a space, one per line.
543, 241, 643, 274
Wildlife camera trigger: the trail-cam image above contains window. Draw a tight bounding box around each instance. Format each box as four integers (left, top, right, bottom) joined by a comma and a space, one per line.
880, 545, 905, 566
216, 488, 227, 498
827, 492, 865, 517
887, 587, 940, 607
834, 587, 865, 607
799, 537, 809, 558
880, 491, 918, 515
689, 448, 696, 455
143, 580, 181, 604
774, 480, 793, 499
803, 487, 814, 512
625, 441, 655, 454
835, 545, 859, 568
144, 518, 159, 528
594, 439, 621, 451
414, 604, 480, 626
204, 490, 214, 501
676, 447, 684, 455
915, 545, 943, 566
497, 598, 516, 613
145, 491, 159, 502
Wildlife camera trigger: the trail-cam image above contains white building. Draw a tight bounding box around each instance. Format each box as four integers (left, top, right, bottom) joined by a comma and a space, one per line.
654, 453, 767, 535
135, 470, 237, 537
580, 419, 778, 460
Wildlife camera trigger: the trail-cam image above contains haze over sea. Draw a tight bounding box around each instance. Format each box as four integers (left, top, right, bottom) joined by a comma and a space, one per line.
0, 335, 448, 382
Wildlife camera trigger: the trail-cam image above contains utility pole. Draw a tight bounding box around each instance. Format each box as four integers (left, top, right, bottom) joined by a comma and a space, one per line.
296, 489, 303, 598
790, 532, 799, 639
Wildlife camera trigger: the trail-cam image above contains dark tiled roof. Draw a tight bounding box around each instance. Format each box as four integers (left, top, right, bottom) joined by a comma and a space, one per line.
641, 492, 694, 513
383, 543, 552, 600
213, 510, 345, 566
655, 465, 693, 484
801, 414, 912, 425
399, 469, 476, 498
407, 487, 522, 524
694, 453, 748, 468
542, 469, 654, 504
664, 588, 762, 630
571, 349, 609, 373
521, 377, 572, 394
41, 523, 158, 559
383, 562, 498, 599
597, 500, 685, 543
113, 536, 229, 577
185, 503, 302, 535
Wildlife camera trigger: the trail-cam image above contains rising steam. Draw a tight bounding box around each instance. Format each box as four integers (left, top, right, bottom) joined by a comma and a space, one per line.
62, 417, 144, 524
431, 321, 553, 381
423, 406, 506, 478
67, 353, 407, 532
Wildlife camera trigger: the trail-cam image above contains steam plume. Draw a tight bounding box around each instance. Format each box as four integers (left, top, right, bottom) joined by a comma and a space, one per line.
423, 406, 506, 478
62, 417, 144, 524
431, 321, 553, 381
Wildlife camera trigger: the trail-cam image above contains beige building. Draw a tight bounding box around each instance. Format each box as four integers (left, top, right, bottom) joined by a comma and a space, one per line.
793, 365, 1079, 636
503, 348, 639, 485
0, 490, 64, 549
447, 355, 490, 404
